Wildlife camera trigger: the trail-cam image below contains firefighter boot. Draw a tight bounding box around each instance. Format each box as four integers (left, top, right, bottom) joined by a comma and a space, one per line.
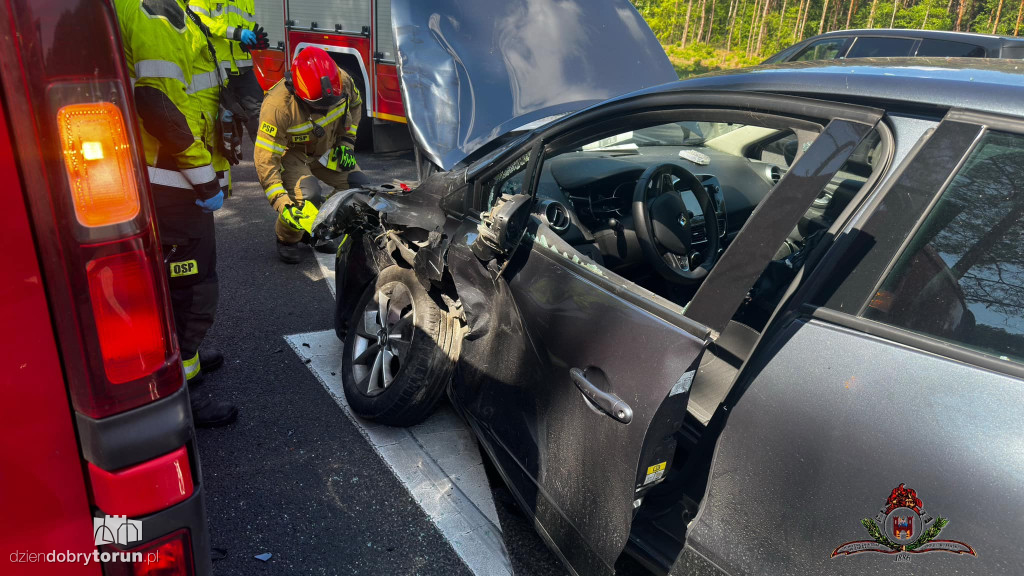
277, 239, 303, 264
200, 348, 224, 374
191, 395, 239, 429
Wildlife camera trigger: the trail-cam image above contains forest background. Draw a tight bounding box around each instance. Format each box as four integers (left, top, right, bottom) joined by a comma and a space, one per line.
631, 0, 1024, 76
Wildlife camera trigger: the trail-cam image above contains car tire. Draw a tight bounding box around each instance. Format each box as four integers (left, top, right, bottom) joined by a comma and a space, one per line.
341, 265, 460, 426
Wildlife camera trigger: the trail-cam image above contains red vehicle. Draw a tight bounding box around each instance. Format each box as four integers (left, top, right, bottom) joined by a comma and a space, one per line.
1, 1, 212, 574
253, 0, 410, 152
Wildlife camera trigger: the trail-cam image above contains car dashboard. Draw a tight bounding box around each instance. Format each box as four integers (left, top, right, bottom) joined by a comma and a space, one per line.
534, 145, 782, 274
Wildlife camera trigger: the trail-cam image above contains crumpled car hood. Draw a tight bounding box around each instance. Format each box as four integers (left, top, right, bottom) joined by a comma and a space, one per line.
392, 0, 677, 171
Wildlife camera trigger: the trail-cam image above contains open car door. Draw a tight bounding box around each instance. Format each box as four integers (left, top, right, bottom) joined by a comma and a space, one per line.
445, 92, 883, 575
448, 212, 709, 576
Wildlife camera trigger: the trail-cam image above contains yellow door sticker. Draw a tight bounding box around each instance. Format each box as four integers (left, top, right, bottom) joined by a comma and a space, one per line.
170, 259, 199, 277
259, 121, 278, 137
292, 134, 311, 143
646, 462, 667, 475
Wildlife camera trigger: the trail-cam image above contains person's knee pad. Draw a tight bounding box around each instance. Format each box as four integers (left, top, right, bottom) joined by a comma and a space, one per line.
296, 174, 323, 206
347, 170, 370, 188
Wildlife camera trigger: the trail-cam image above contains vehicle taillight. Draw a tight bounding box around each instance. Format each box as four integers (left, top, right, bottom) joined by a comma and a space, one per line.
87, 250, 167, 384
104, 530, 195, 576
56, 102, 141, 227
46, 81, 184, 418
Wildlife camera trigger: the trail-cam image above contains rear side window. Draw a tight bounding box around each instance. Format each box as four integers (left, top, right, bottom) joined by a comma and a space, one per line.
864, 131, 1024, 364
917, 39, 986, 58
791, 38, 847, 61
846, 37, 915, 58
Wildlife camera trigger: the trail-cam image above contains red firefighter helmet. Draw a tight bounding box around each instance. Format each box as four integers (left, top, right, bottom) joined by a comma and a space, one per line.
290, 47, 344, 110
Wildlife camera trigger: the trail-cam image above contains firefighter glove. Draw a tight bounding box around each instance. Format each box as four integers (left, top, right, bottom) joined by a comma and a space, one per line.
279, 202, 319, 234
328, 145, 357, 171
196, 190, 225, 213
253, 24, 270, 49
238, 24, 270, 52
239, 29, 257, 47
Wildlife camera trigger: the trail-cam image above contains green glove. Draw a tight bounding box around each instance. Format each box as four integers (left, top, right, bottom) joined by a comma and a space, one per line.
279, 202, 319, 234
327, 145, 357, 171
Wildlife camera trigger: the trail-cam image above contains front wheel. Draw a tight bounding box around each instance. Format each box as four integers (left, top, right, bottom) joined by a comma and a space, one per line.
341, 266, 460, 426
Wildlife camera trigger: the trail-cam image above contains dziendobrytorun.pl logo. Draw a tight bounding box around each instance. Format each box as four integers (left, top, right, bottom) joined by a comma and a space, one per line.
9, 515, 159, 566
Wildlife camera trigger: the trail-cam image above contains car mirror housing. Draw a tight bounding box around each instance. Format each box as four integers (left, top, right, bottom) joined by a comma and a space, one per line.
473, 193, 534, 262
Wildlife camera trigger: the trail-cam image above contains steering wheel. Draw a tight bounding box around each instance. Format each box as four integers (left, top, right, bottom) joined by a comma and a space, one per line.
632, 163, 720, 284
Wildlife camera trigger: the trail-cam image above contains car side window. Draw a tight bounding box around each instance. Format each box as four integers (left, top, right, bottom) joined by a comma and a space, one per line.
756, 131, 798, 168
791, 38, 846, 61
481, 151, 531, 210
917, 39, 986, 58
845, 37, 915, 58
863, 131, 1024, 364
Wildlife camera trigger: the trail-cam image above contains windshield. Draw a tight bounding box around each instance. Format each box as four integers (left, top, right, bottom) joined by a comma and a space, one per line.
583, 122, 746, 150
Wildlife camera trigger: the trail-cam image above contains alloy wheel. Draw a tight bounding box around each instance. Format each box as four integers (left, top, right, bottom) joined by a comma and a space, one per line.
350, 283, 415, 397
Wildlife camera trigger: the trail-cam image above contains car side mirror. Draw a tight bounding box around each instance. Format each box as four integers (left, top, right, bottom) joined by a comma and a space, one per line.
783, 139, 799, 166
472, 193, 533, 261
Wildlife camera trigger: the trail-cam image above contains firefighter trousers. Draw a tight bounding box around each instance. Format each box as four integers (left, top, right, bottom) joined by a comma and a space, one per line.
159, 207, 219, 382
271, 151, 362, 244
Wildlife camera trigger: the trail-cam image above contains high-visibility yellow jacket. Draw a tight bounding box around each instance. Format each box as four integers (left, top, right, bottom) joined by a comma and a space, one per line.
254, 70, 363, 206
114, 0, 221, 202
188, 0, 256, 75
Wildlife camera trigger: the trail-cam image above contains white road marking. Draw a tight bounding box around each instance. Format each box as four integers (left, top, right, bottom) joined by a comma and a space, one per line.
285, 246, 512, 575
313, 250, 336, 298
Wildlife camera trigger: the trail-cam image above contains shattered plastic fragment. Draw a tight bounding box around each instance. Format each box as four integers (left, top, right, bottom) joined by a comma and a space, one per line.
254, 553, 272, 561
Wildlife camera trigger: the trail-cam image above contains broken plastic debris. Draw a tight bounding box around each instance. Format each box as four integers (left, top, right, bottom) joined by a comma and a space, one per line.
254, 553, 272, 562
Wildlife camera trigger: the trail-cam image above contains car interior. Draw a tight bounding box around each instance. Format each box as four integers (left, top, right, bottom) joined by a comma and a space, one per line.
478, 112, 887, 559
484, 115, 883, 341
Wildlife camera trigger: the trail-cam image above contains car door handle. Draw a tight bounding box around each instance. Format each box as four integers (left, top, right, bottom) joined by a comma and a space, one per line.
570, 368, 633, 424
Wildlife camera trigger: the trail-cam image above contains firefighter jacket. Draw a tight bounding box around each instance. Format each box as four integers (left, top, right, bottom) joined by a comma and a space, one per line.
189, 0, 255, 74
254, 69, 363, 207
114, 0, 221, 237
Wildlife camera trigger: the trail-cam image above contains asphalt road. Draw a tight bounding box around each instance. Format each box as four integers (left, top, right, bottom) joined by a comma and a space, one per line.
192, 139, 572, 575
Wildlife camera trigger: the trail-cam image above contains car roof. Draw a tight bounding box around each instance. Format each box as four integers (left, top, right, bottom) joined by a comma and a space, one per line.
666, 58, 1024, 118
813, 28, 1024, 46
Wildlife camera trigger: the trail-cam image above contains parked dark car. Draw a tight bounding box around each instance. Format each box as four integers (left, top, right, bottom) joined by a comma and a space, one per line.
313, 2, 1024, 575
764, 28, 1024, 63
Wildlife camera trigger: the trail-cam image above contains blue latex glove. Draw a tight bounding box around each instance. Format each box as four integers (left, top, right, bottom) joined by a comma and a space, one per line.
240, 29, 257, 46
196, 191, 225, 213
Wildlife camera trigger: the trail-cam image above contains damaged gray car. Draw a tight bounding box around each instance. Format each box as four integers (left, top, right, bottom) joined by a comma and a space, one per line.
312, 1, 1024, 575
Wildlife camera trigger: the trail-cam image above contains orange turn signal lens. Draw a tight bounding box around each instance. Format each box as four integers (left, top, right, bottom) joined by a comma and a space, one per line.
56, 102, 140, 227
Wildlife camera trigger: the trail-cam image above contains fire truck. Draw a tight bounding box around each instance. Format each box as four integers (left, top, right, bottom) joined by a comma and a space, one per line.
2, 1, 213, 574
252, 0, 410, 153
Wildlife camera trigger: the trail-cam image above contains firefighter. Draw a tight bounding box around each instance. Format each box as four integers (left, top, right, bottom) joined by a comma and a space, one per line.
114, 0, 237, 427
189, 0, 268, 143
254, 47, 369, 264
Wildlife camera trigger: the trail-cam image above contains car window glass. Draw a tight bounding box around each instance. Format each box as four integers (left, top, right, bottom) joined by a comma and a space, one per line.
791, 38, 846, 61
482, 151, 530, 210
756, 132, 797, 168
917, 39, 986, 58
736, 130, 882, 330
532, 119, 842, 319
845, 37, 915, 58
863, 131, 1024, 364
